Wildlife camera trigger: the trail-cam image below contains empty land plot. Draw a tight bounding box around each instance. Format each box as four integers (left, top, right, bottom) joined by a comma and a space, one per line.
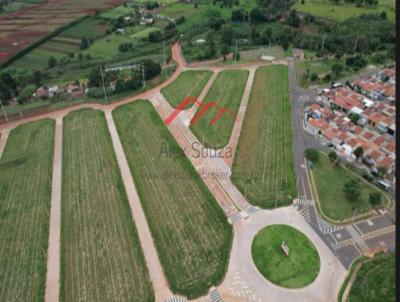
161, 70, 213, 108
113, 101, 233, 299
231, 65, 296, 208
0, 119, 55, 301
311, 152, 387, 221
190, 69, 249, 148
61, 109, 153, 302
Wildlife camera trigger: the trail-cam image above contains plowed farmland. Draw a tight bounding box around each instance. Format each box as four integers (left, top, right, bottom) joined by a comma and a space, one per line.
190, 69, 249, 148
231, 65, 296, 208
0, 119, 55, 301
61, 109, 154, 302
113, 101, 233, 299
161, 70, 213, 108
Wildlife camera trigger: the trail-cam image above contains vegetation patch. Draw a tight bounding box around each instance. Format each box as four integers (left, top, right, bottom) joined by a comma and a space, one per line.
310, 152, 386, 221
251, 224, 320, 288
113, 101, 233, 299
161, 70, 213, 108
348, 252, 395, 301
232, 65, 296, 208
61, 109, 154, 302
0, 119, 55, 301
190, 69, 249, 148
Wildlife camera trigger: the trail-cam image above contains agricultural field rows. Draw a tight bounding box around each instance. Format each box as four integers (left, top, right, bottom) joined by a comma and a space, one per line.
190, 69, 249, 148
232, 65, 297, 208
161, 70, 213, 108
61, 109, 153, 302
113, 101, 233, 299
0, 119, 55, 301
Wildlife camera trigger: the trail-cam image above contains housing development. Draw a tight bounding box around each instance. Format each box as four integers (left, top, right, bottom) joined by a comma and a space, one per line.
0, 0, 396, 302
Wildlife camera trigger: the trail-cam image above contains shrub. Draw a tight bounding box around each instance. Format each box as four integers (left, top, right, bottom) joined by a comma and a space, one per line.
369, 192, 382, 206
304, 148, 319, 163
343, 179, 361, 201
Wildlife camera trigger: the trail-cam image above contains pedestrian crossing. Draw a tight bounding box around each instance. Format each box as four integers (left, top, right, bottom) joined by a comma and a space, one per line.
165, 296, 187, 302
346, 225, 369, 254
317, 216, 343, 234
298, 206, 310, 222
228, 211, 242, 224
295, 198, 314, 206
209, 288, 224, 302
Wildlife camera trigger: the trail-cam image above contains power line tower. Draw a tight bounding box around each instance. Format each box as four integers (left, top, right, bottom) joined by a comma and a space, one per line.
353, 36, 359, 55
234, 39, 238, 65
163, 40, 166, 66
321, 34, 326, 51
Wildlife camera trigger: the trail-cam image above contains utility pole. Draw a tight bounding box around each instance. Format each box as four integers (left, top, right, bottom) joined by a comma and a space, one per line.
99, 65, 108, 105
141, 62, 146, 91
321, 34, 326, 51
353, 36, 359, 55
0, 99, 8, 123
234, 39, 238, 65
163, 40, 166, 66
352, 208, 358, 223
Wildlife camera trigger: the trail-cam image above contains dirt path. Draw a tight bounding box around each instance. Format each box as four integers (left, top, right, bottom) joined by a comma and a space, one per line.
223, 67, 256, 167
105, 109, 172, 302
0, 129, 10, 158
341, 262, 363, 302
45, 117, 63, 302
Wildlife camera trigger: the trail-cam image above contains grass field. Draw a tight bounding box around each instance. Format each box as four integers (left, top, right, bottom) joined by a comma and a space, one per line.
161, 70, 213, 108
62, 18, 109, 40
0, 119, 55, 301
252, 224, 320, 288
189, 69, 249, 148
311, 153, 387, 221
294, 0, 395, 22
113, 101, 233, 299
348, 252, 395, 301
61, 109, 154, 302
231, 65, 297, 208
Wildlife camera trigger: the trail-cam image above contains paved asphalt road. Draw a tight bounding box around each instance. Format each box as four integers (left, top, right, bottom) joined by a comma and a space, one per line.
287, 58, 395, 269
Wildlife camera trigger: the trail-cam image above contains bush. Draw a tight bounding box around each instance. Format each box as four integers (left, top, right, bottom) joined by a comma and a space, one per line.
310, 73, 318, 82
363, 173, 373, 182
343, 179, 361, 201
369, 192, 382, 206
304, 148, 319, 163
148, 30, 163, 42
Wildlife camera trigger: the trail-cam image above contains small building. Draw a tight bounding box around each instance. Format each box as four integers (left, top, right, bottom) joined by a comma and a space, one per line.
292, 48, 304, 60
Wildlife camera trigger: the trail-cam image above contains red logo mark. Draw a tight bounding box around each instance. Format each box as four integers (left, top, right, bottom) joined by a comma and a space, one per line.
164, 96, 239, 125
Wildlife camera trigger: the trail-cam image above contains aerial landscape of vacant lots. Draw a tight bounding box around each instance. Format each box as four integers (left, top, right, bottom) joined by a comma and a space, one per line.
0, 0, 396, 301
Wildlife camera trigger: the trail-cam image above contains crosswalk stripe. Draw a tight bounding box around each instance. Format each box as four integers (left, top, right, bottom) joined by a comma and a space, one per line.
209, 288, 224, 302
228, 212, 242, 224
346, 226, 369, 253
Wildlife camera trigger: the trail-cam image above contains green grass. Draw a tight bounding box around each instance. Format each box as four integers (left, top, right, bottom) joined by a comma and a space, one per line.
0, 119, 55, 301
251, 224, 320, 288
113, 101, 233, 299
61, 18, 109, 40
348, 252, 395, 302
61, 109, 154, 302
161, 70, 213, 108
223, 46, 285, 64
294, 0, 395, 22
311, 152, 383, 221
189, 69, 249, 148
231, 65, 296, 208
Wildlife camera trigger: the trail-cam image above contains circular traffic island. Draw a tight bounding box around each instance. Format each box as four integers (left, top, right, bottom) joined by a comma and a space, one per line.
251, 224, 320, 288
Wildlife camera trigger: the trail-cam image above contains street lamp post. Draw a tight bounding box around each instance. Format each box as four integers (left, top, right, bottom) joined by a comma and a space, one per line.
0, 99, 8, 122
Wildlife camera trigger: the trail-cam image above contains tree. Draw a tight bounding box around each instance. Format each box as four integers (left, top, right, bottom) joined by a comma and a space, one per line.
304, 148, 319, 163
80, 37, 89, 50
310, 72, 318, 81
288, 10, 300, 28
249, 8, 263, 24
353, 146, 364, 161
348, 112, 360, 124
148, 30, 163, 42
221, 44, 230, 61
232, 51, 240, 60
18, 84, 36, 104
377, 166, 387, 178
343, 179, 361, 201
331, 63, 343, 77
369, 192, 382, 206
48, 57, 57, 69
115, 78, 126, 93
88, 68, 102, 88
142, 59, 161, 79
328, 151, 337, 163
221, 25, 234, 45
